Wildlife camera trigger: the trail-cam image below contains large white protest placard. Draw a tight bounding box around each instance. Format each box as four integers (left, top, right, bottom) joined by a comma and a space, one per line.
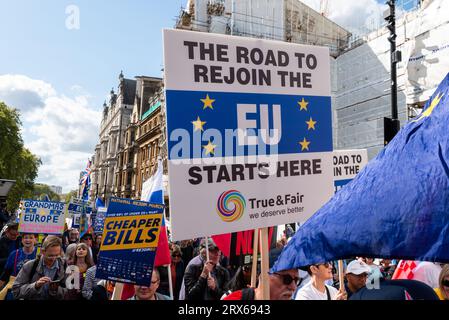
19, 200, 66, 235
164, 29, 334, 240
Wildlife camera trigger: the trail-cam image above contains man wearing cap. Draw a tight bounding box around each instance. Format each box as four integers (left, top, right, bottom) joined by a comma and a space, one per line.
182, 238, 230, 300
0, 222, 21, 276
345, 260, 371, 298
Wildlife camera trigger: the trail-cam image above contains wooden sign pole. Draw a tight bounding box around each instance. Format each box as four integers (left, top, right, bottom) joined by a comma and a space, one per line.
111, 282, 124, 300
205, 236, 210, 262
250, 228, 259, 288
259, 227, 270, 300
338, 260, 345, 292
167, 265, 174, 300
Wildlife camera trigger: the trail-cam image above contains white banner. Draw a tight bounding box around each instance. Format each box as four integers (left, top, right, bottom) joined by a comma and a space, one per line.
164, 29, 334, 240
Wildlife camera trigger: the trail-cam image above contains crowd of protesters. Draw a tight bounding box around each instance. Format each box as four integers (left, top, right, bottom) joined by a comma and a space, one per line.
0, 220, 448, 301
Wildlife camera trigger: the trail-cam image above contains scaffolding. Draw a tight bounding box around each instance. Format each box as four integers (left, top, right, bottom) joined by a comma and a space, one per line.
334, 0, 449, 158
175, 0, 352, 57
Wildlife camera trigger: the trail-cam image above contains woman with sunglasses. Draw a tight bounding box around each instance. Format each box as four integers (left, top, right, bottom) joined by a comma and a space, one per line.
434, 264, 449, 300
295, 262, 347, 300
170, 245, 185, 300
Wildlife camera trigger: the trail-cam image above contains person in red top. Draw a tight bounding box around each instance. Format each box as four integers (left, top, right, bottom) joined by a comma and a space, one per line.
223, 268, 300, 300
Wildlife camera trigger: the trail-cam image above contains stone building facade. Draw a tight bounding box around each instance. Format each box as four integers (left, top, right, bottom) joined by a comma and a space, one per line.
90, 74, 167, 205
116, 76, 166, 200
90, 72, 136, 204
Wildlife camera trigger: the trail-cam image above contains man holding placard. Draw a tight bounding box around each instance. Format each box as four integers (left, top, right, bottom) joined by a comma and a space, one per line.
183, 238, 230, 301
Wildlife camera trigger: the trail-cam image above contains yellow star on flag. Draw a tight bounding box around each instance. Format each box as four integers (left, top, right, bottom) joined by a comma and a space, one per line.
412, 92, 444, 123
201, 94, 215, 110
191, 116, 206, 132
299, 138, 311, 151
298, 98, 309, 111
203, 140, 217, 155
306, 117, 317, 130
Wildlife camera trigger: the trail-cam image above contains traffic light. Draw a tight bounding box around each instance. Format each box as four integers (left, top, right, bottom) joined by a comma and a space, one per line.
384, 117, 400, 145
384, 0, 396, 45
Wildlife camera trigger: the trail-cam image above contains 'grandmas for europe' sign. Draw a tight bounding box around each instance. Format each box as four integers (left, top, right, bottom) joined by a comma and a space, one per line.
19, 200, 66, 235
163, 29, 334, 240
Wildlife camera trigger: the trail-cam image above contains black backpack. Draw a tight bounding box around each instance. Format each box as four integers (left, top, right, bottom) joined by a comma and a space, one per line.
28, 256, 41, 283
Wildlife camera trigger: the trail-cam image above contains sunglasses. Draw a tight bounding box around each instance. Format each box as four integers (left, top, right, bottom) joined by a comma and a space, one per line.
272, 272, 301, 286
172, 253, 181, 257
443, 280, 449, 287
316, 262, 332, 268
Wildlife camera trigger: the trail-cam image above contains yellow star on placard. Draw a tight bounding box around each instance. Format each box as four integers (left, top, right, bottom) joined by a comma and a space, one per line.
298, 98, 309, 111
203, 140, 217, 155
201, 94, 215, 110
306, 117, 317, 130
299, 138, 311, 151
191, 116, 206, 132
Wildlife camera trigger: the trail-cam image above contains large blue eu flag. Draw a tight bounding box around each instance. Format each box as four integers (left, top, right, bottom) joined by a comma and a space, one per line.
272, 73, 449, 272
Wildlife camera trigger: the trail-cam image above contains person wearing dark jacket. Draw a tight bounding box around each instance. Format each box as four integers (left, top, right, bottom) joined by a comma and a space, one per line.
183, 238, 230, 300
0, 222, 21, 276
169, 244, 185, 300
12, 235, 68, 300
180, 239, 194, 266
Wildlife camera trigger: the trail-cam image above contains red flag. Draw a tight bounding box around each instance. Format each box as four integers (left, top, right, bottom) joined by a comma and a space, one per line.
211, 233, 231, 258
392, 260, 418, 280
154, 217, 171, 266
120, 284, 135, 300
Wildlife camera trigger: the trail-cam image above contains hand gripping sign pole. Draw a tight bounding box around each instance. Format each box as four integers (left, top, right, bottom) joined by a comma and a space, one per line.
250, 229, 260, 288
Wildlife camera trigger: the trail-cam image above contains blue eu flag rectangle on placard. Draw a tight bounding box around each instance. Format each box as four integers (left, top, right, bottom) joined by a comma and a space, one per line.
272, 73, 449, 272
166, 90, 333, 159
